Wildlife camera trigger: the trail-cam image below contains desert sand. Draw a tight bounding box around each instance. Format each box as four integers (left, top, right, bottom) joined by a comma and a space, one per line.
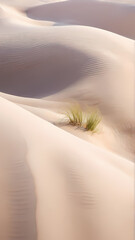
0, 0, 134, 240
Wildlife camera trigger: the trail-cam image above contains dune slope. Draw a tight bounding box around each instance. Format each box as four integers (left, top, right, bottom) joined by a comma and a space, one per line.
0, 96, 134, 240
0, 23, 134, 123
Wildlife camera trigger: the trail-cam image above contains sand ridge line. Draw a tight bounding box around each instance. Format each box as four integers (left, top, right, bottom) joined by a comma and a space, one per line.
0, 3, 54, 26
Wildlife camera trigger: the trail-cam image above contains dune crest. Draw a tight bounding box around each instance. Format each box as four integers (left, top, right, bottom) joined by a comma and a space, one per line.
26, 0, 135, 39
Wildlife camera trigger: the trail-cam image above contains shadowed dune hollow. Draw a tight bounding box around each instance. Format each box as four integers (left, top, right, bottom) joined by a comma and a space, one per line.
0, 44, 105, 97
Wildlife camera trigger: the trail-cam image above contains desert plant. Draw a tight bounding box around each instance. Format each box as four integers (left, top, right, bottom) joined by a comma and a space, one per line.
85, 111, 101, 132
65, 104, 101, 133
65, 105, 83, 126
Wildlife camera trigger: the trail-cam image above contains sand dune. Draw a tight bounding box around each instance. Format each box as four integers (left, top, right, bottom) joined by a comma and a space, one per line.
26, 0, 135, 39
0, 96, 134, 240
0, 24, 134, 123
0, 3, 54, 26
0, 0, 134, 239
0, 92, 134, 160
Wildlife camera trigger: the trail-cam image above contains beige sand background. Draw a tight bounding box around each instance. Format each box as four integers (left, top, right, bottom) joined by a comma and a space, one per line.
0, 0, 134, 239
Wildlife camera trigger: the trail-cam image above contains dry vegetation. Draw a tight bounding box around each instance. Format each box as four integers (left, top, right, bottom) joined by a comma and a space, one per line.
65, 105, 101, 132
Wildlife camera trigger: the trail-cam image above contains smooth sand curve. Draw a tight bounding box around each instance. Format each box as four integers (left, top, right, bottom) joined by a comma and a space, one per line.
0, 96, 134, 240
26, 0, 135, 39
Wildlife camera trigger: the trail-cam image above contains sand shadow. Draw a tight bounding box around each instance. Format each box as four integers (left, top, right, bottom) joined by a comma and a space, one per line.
26, 0, 135, 39
0, 44, 105, 97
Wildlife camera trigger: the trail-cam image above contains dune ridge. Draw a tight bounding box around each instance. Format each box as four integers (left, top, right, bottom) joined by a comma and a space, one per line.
26, 0, 135, 39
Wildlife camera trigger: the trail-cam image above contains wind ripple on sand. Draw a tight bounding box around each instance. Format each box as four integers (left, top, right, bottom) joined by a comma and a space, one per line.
0, 123, 37, 240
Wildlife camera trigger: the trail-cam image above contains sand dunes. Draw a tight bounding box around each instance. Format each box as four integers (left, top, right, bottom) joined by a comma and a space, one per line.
0, 0, 134, 239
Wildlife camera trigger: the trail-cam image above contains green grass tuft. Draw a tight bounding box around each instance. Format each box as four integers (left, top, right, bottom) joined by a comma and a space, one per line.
65, 105, 101, 133
65, 105, 83, 126
85, 111, 101, 132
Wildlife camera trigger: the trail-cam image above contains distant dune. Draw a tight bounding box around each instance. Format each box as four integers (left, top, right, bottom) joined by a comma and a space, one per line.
0, 0, 134, 240
26, 0, 135, 39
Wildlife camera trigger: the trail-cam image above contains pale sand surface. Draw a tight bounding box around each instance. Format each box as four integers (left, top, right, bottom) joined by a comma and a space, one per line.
0, 96, 134, 240
0, 0, 134, 239
0, 92, 134, 160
